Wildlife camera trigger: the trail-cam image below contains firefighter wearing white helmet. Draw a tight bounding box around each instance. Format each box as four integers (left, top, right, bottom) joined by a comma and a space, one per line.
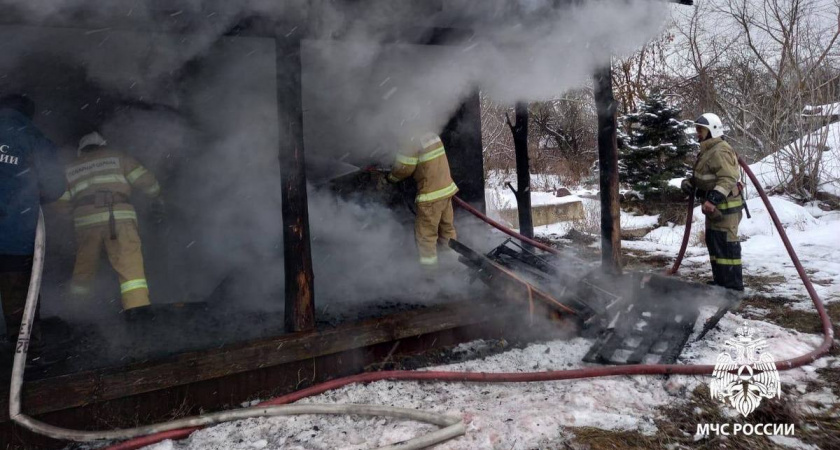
694, 113, 724, 138
680, 113, 744, 291
55, 131, 165, 314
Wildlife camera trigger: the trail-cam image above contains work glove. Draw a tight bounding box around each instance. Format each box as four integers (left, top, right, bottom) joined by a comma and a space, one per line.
150, 198, 166, 224
680, 179, 694, 195
706, 189, 726, 206
702, 190, 726, 221
701, 200, 722, 221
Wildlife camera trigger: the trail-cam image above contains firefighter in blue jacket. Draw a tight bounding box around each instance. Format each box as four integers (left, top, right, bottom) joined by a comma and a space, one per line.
0, 94, 65, 347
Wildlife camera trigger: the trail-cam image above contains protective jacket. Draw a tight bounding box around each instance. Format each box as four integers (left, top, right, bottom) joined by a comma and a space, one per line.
58, 147, 161, 229
691, 137, 744, 291
388, 134, 458, 203
691, 137, 742, 214
0, 108, 65, 255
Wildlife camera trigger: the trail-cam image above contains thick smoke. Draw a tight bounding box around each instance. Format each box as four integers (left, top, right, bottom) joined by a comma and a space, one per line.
302, 0, 669, 162
0, 1, 669, 343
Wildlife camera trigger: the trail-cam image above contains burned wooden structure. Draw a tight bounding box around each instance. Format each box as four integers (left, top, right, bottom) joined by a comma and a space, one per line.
0, 1, 691, 448
0, 3, 489, 447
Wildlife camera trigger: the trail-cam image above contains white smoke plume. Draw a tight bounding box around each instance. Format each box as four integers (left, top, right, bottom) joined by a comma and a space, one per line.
0, 1, 670, 344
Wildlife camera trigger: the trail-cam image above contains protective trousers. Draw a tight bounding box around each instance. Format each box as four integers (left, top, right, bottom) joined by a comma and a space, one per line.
705, 210, 744, 291
415, 197, 457, 266
0, 255, 42, 346
71, 221, 150, 309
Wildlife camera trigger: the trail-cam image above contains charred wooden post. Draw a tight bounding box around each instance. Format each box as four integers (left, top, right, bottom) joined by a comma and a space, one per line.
277, 37, 315, 332
507, 102, 534, 238
442, 91, 485, 212
593, 66, 622, 273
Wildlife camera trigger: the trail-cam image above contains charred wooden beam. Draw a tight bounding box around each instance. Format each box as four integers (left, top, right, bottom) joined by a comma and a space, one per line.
277, 37, 315, 332
442, 91, 485, 212
0, 300, 514, 425
509, 102, 533, 239
593, 66, 622, 274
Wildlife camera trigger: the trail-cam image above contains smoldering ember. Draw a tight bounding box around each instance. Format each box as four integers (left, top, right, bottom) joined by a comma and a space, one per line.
0, 0, 838, 449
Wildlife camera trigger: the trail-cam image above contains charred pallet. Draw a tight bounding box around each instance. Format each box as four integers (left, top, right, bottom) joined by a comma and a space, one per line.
452, 238, 742, 365
582, 273, 740, 364
484, 239, 619, 325
449, 239, 578, 318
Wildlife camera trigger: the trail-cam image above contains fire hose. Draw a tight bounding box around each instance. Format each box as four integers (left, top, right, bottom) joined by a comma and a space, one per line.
9, 158, 833, 450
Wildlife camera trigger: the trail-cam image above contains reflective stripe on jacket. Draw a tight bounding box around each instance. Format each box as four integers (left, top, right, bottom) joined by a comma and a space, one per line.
388, 133, 458, 203
59, 147, 161, 228
692, 137, 742, 213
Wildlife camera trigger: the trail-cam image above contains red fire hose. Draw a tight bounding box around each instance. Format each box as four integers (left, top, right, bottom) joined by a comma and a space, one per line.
665, 193, 695, 275
106, 159, 833, 450
451, 197, 564, 256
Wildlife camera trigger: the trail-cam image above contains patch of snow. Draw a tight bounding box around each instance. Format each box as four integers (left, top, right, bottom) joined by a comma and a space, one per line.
767, 435, 821, 450
451, 339, 495, 355
485, 171, 569, 192
801, 102, 840, 118
742, 220, 840, 304
796, 387, 840, 416
146, 441, 173, 450
534, 221, 576, 238
632, 195, 839, 304
818, 210, 840, 223
691, 197, 819, 239
803, 201, 830, 218
748, 121, 840, 197
621, 211, 659, 230
642, 223, 686, 246
149, 313, 832, 450
489, 189, 582, 208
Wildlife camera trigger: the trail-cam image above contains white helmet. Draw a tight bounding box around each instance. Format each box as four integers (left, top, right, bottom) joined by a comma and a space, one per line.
694, 113, 724, 139
78, 131, 107, 154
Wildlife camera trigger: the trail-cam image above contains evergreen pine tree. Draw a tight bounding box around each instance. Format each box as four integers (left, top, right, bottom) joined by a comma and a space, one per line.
617, 93, 697, 195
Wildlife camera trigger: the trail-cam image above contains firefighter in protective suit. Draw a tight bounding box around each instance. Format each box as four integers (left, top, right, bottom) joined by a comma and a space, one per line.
58, 132, 164, 311
681, 113, 744, 291
388, 133, 458, 267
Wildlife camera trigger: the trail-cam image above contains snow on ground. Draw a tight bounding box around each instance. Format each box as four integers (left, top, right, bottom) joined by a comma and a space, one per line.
485, 170, 566, 192
526, 194, 658, 238
500, 179, 837, 305
623, 196, 840, 305
484, 172, 589, 227
668, 177, 683, 189
748, 121, 840, 197
621, 211, 659, 230
533, 219, 576, 238
143, 314, 836, 450
138, 188, 839, 450
767, 435, 822, 450
488, 188, 582, 209
802, 102, 840, 118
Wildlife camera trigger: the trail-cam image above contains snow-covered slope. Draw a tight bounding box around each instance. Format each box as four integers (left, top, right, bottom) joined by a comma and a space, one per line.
749, 121, 840, 197
628, 196, 840, 304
